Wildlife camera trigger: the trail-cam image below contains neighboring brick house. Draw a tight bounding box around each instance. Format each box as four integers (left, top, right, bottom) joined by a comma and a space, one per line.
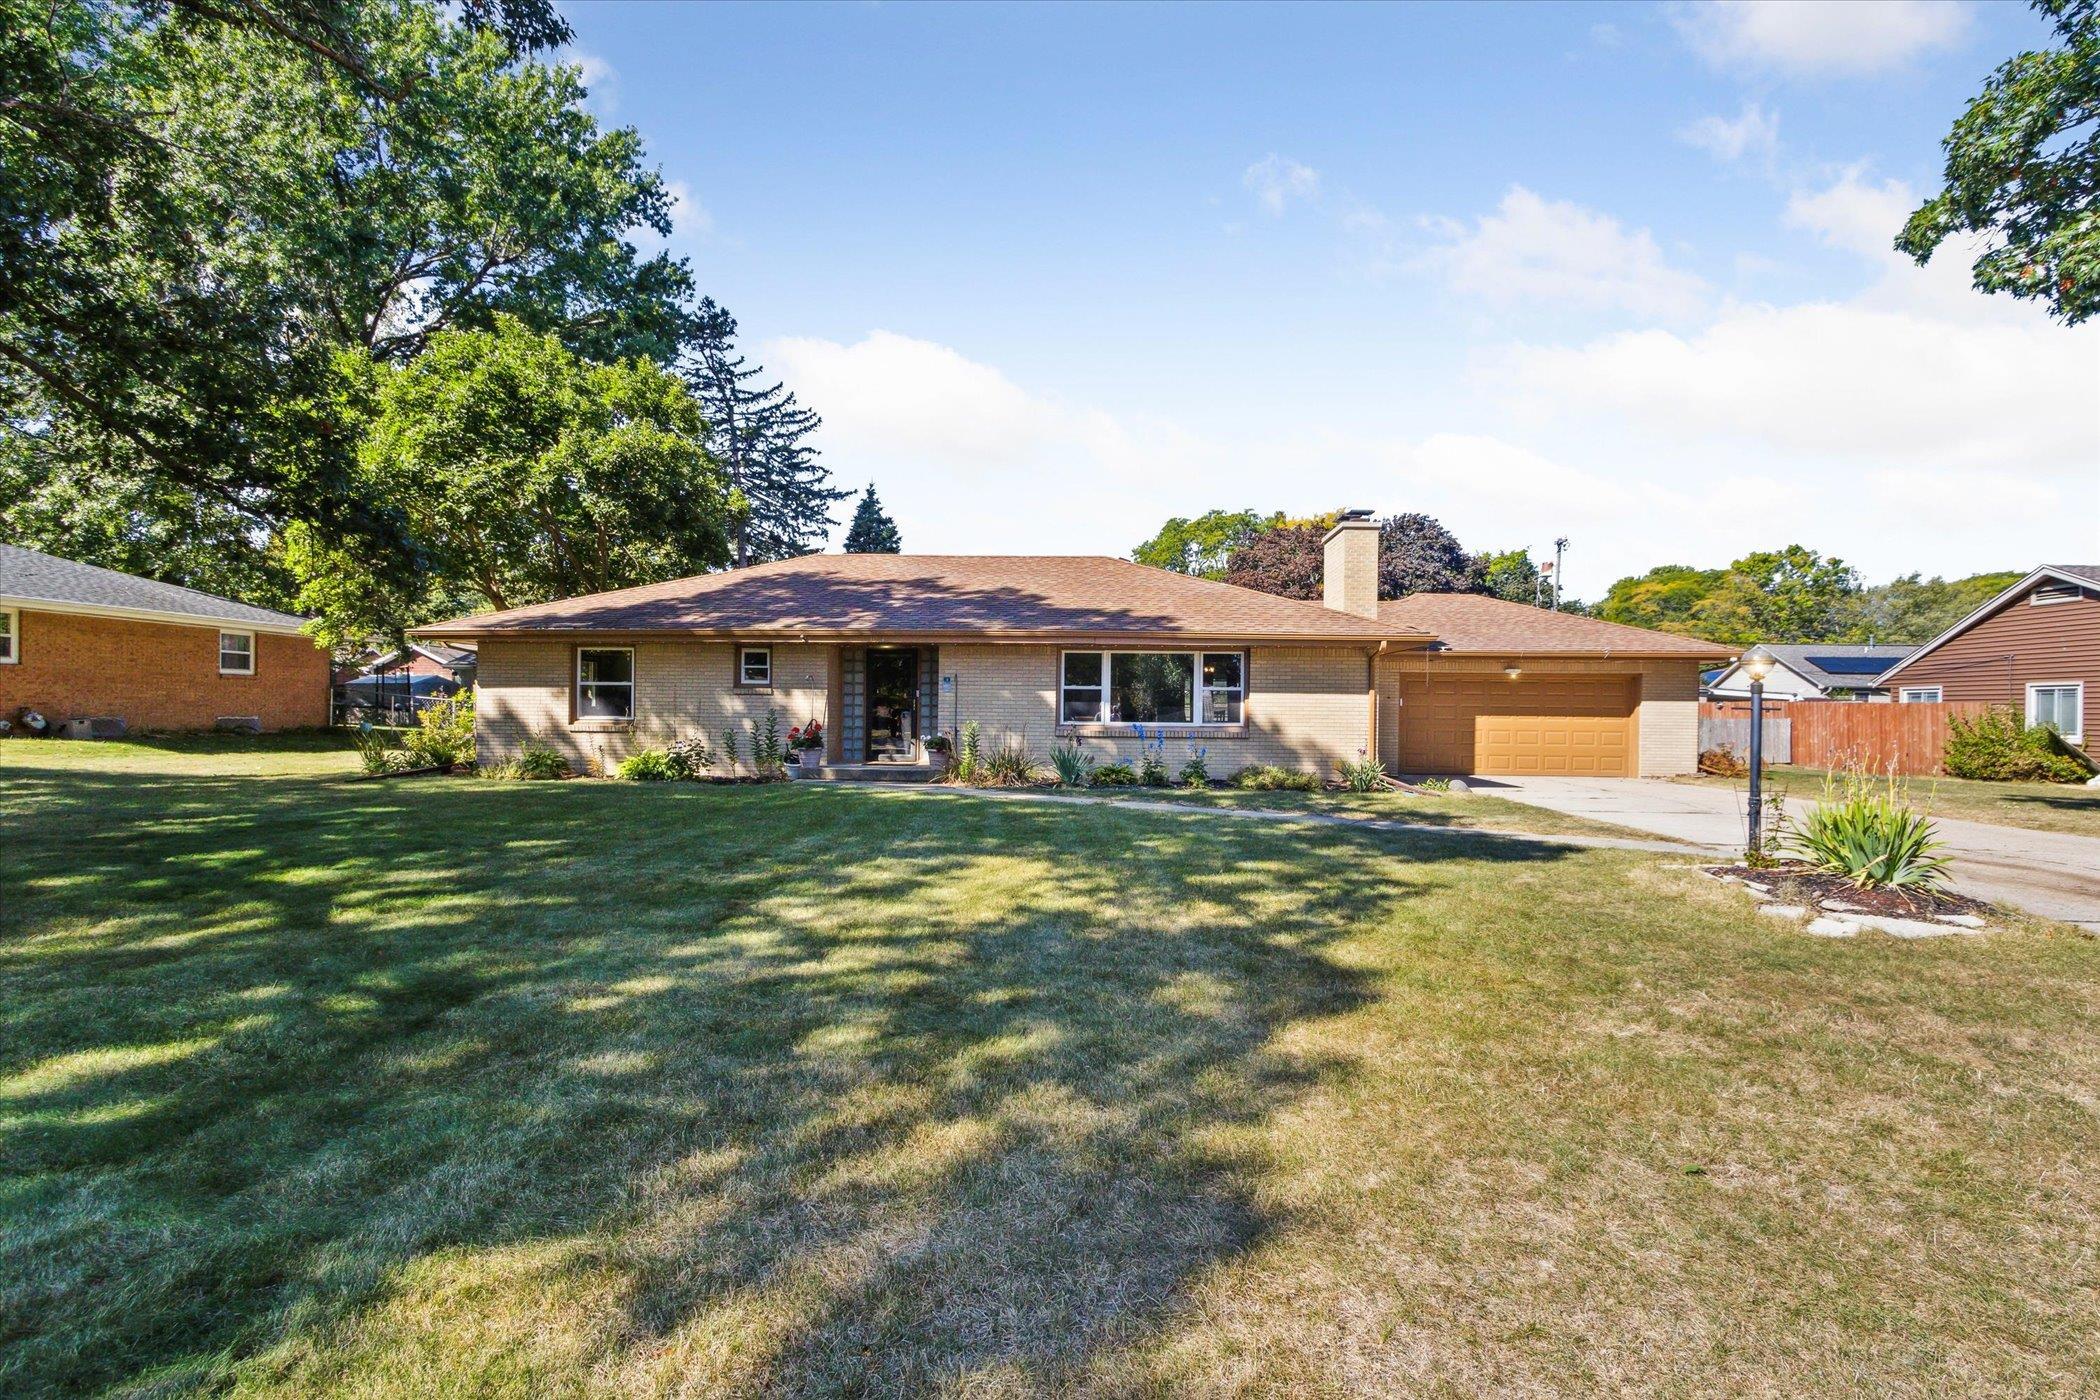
0, 545, 328, 734
414, 519, 1727, 779
1874, 565, 2100, 745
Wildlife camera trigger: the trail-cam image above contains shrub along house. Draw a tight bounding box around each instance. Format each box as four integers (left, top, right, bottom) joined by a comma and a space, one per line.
0, 544, 328, 734
1873, 565, 2100, 746
413, 517, 1727, 779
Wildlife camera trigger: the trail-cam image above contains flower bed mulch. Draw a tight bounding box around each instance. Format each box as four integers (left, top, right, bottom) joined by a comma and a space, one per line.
1703, 863, 1993, 920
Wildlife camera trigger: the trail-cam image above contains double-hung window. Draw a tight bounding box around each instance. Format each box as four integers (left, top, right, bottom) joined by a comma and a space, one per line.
577, 647, 635, 721
1060, 650, 1245, 726
0, 607, 15, 664
217, 630, 254, 675
2027, 682, 2083, 741
738, 646, 772, 687
1898, 686, 1941, 704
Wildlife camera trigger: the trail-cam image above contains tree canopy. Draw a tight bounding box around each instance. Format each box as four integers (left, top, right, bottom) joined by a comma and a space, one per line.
843, 485, 903, 554
1898, 0, 2100, 323
1217, 512, 1492, 603
287, 317, 740, 647
1131, 509, 1282, 578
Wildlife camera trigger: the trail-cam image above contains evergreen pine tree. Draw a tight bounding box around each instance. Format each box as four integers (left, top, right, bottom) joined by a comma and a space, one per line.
843, 484, 903, 553
680, 298, 848, 565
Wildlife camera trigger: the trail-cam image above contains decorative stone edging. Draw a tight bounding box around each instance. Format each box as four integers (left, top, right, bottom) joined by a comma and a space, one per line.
1695, 867, 1993, 938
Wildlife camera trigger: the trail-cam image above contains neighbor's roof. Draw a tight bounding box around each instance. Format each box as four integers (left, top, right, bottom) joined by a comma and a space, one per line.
412, 554, 1435, 645
0, 544, 310, 634
1378, 593, 1730, 658
1712, 643, 1916, 692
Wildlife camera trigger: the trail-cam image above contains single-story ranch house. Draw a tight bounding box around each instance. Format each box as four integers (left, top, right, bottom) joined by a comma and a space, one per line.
415, 518, 1727, 779
0, 544, 328, 734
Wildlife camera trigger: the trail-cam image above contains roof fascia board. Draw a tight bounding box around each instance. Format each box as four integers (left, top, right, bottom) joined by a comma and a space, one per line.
1, 595, 310, 636
411, 626, 1436, 647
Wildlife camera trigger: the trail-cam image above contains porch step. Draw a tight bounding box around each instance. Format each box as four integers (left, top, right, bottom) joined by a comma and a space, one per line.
803, 763, 942, 784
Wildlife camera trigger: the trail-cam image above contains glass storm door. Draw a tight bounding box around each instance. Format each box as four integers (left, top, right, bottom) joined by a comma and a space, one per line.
866, 648, 920, 760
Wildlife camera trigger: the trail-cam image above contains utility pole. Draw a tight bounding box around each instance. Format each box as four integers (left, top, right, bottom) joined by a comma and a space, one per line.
1551, 537, 1568, 610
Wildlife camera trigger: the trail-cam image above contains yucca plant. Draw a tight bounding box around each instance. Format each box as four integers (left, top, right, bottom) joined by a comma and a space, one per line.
1049, 740, 1095, 788
1782, 769, 1951, 891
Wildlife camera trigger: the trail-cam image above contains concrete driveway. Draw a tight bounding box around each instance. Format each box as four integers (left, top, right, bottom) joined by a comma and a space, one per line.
1479, 776, 2100, 930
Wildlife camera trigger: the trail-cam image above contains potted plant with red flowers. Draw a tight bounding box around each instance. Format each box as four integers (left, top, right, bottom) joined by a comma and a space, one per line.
788, 719, 825, 776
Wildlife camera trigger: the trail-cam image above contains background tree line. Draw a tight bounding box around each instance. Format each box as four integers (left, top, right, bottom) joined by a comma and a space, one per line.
1132, 511, 2022, 646
1, 0, 852, 647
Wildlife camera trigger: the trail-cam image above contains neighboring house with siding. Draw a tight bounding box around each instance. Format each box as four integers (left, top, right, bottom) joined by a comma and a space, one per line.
414, 518, 1727, 779
1704, 644, 1918, 703
0, 545, 328, 734
1874, 565, 2100, 745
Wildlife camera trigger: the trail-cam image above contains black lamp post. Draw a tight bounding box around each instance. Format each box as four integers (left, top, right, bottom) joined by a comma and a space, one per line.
1740, 644, 1776, 857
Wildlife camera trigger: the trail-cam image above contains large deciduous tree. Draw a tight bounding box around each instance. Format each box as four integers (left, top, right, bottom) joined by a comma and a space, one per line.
1220, 512, 1488, 602
1131, 509, 1281, 578
287, 317, 740, 647
681, 298, 846, 566
1594, 564, 1729, 636
0, 0, 690, 599
1479, 549, 1542, 605
1898, 0, 2100, 323
1839, 570, 2027, 643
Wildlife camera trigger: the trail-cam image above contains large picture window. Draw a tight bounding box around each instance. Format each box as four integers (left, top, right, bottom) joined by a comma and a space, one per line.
1060, 651, 1245, 726
577, 647, 635, 720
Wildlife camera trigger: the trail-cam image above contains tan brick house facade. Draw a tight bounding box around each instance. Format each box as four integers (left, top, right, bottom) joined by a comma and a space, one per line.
420, 524, 1724, 780
1, 546, 328, 734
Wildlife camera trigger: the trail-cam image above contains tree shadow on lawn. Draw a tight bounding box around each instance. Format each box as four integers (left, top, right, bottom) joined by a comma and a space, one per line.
0, 769, 1575, 1394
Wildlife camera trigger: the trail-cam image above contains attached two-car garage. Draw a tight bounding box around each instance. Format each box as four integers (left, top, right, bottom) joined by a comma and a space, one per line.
1371, 593, 1727, 780
1385, 672, 1637, 777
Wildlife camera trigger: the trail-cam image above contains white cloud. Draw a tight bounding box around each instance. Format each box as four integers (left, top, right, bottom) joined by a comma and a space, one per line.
1672, 0, 1970, 76
1242, 155, 1321, 215
664, 180, 712, 239
560, 49, 619, 112
1783, 169, 1912, 258
1420, 186, 1709, 319
1678, 102, 1780, 165
1488, 171, 2099, 518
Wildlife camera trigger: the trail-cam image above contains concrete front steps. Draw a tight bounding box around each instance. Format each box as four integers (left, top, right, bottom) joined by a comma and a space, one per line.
797, 762, 942, 784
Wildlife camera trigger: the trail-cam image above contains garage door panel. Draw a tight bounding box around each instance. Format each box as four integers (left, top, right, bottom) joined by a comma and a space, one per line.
1391, 673, 1636, 777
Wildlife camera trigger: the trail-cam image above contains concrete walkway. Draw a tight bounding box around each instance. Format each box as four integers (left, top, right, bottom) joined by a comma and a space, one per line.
1480, 776, 2100, 930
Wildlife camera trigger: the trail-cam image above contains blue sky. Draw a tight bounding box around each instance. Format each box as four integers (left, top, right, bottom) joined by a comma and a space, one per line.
564, 0, 2097, 599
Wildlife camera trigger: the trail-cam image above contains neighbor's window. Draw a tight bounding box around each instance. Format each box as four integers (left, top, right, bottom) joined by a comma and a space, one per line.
577, 647, 635, 720
1899, 686, 1942, 704
0, 607, 15, 664
2028, 682, 2083, 739
217, 630, 254, 675
739, 646, 772, 687
1060, 651, 1246, 726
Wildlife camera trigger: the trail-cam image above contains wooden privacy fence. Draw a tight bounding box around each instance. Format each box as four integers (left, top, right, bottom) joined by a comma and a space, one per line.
1698, 712, 1791, 764
1698, 700, 1992, 775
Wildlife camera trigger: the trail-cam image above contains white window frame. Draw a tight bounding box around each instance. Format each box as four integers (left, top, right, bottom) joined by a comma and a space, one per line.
1898, 686, 1942, 704
0, 606, 16, 664
738, 645, 772, 687
576, 646, 636, 722
1058, 649, 1247, 728
217, 629, 255, 676
2026, 681, 2083, 742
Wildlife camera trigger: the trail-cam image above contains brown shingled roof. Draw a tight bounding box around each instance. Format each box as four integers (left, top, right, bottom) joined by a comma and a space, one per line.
413, 554, 1433, 644
1379, 592, 1730, 658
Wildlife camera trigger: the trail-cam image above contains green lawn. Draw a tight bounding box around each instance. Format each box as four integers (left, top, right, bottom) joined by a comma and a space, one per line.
4, 738, 2099, 1395
1678, 763, 2100, 837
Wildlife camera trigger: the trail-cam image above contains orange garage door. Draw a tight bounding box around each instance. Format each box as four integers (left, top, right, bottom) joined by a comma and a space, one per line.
1386, 673, 1637, 777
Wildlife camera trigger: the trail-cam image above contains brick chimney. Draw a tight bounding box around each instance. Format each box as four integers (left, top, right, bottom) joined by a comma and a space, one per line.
1322, 510, 1379, 619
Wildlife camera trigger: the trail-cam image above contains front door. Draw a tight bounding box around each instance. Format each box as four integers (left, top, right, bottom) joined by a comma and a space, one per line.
866, 647, 920, 761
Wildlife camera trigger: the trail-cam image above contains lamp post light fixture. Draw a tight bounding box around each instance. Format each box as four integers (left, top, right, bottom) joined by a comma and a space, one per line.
1739, 644, 1777, 858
